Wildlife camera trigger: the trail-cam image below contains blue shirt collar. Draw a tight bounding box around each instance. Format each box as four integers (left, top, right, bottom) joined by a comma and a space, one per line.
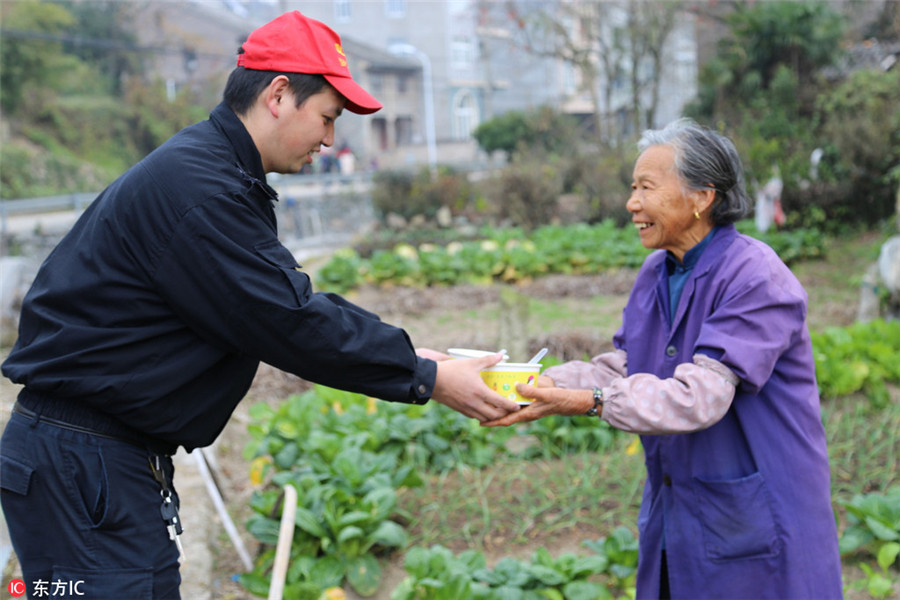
666, 226, 720, 274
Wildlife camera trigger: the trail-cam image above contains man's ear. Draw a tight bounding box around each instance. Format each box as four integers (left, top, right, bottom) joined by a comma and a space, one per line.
264, 75, 291, 117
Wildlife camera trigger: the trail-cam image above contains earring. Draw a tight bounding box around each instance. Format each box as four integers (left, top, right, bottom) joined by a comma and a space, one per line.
694, 211, 700, 220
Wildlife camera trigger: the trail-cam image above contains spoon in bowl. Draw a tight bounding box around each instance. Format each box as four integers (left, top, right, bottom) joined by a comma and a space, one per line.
527, 347, 548, 364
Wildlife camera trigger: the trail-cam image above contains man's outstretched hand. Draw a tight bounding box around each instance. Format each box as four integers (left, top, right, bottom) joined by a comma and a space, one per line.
418, 349, 520, 422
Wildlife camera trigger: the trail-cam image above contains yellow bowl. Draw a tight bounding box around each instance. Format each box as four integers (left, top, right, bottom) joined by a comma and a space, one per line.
480, 362, 541, 404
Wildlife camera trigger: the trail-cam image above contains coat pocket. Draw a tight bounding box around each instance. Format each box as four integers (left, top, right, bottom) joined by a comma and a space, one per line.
693, 472, 782, 561
254, 240, 311, 305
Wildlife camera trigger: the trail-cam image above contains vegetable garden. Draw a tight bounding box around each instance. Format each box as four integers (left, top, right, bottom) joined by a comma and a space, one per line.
231, 222, 900, 600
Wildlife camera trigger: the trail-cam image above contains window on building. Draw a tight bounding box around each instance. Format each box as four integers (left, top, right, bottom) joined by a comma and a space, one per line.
334, 0, 351, 22
385, 0, 406, 18
448, 0, 467, 14
369, 73, 384, 95
395, 116, 414, 146
452, 89, 479, 140
612, 68, 625, 91
396, 74, 408, 95
451, 36, 475, 69
563, 62, 576, 95
372, 118, 388, 150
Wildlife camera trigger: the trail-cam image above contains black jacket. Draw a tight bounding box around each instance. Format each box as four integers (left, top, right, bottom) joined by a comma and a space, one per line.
2, 103, 434, 450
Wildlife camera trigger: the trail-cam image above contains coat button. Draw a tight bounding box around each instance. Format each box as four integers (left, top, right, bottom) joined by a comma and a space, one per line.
665, 345, 677, 357
417, 384, 427, 395
663, 474, 673, 486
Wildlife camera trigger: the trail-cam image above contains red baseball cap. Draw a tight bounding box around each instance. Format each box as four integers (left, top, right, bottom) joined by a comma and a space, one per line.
237, 11, 382, 115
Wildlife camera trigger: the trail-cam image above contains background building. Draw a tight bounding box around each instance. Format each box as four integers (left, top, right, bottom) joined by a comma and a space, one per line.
132, 0, 702, 171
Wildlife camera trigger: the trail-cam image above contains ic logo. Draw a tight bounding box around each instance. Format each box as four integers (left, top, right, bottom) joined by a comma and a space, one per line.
7, 579, 26, 597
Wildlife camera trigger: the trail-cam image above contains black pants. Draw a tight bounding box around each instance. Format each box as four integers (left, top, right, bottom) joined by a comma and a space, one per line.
0, 412, 181, 599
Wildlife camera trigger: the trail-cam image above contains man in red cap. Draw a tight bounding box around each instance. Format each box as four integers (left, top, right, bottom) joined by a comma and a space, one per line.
1, 11, 518, 599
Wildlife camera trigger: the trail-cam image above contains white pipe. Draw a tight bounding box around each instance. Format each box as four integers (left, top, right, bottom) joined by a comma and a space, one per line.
191, 449, 254, 572
418, 48, 438, 177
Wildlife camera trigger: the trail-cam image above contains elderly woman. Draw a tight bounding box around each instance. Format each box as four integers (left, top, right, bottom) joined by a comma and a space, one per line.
485, 119, 842, 599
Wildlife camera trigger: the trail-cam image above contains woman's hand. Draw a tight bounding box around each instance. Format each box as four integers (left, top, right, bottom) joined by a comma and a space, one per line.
481, 383, 595, 427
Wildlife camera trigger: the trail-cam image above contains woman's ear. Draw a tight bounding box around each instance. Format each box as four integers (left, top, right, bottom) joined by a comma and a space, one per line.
692, 187, 717, 216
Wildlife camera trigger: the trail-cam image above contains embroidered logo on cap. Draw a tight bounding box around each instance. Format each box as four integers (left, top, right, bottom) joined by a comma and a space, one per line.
335, 43, 347, 67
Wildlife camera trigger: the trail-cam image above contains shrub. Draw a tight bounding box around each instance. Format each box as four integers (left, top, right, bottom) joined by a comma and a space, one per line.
484, 156, 563, 230
563, 149, 634, 226
815, 68, 900, 225
411, 166, 477, 220
473, 106, 581, 159
372, 170, 416, 221
372, 167, 478, 225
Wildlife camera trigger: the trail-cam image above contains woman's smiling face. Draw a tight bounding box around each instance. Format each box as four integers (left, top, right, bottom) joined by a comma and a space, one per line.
626, 144, 712, 262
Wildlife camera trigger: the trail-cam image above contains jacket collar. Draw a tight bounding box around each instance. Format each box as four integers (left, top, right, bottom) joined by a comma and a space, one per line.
209, 103, 278, 200
666, 226, 721, 275
654, 224, 738, 277
653, 224, 739, 331
692, 224, 738, 276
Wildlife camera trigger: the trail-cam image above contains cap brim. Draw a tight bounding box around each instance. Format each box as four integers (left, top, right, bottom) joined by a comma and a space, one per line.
325, 74, 382, 115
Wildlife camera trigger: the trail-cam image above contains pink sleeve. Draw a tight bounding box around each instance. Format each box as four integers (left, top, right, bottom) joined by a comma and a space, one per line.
600, 354, 739, 434
542, 350, 628, 389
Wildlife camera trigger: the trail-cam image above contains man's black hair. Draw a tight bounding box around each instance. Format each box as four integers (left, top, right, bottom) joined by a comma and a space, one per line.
223, 64, 331, 115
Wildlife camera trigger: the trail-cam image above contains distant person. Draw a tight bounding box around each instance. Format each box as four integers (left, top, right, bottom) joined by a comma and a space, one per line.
860, 186, 900, 321
318, 142, 336, 173
485, 119, 843, 599
754, 170, 784, 233
337, 142, 356, 174
0, 11, 518, 599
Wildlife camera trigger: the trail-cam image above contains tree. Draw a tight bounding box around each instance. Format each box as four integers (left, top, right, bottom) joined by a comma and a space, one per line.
472, 110, 533, 156
817, 68, 900, 223
56, 0, 144, 95
492, 0, 683, 143
503, 0, 607, 137
686, 1, 900, 226
623, 0, 680, 134
472, 106, 579, 158
686, 1, 846, 185
0, 0, 76, 113
690, 1, 844, 122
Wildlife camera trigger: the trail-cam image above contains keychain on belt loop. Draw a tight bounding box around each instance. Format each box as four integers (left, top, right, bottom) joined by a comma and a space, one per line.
149, 454, 186, 563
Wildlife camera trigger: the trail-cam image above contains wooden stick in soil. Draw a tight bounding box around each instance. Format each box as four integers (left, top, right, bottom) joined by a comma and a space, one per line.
268, 484, 298, 600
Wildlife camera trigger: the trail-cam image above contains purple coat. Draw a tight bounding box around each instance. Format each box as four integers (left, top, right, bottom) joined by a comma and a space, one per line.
616, 225, 842, 599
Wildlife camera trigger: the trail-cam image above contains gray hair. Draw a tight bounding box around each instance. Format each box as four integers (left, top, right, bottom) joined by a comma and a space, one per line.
637, 118, 750, 225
